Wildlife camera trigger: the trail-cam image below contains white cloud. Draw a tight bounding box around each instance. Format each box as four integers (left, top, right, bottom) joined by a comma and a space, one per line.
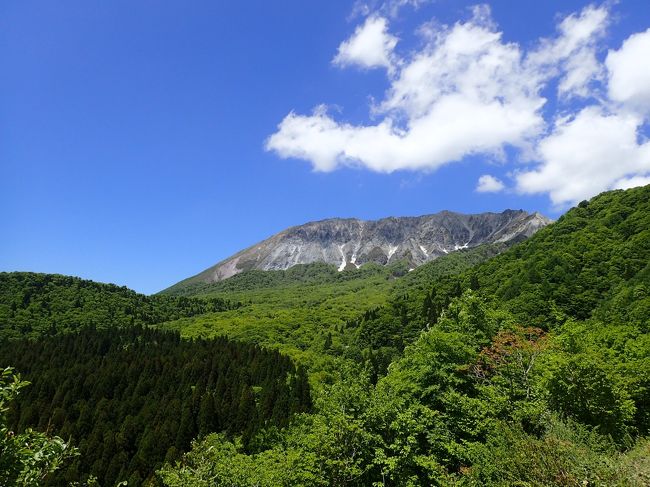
606, 28, 650, 114
351, 0, 431, 19
382, 0, 429, 17
476, 175, 505, 193
378, 11, 539, 119
268, 91, 542, 173
527, 4, 608, 98
613, 175, 650, 190
333, 16, 398, 71
516, 107, 650, 206
269, 8, 544, 173
266, 3, 650, 206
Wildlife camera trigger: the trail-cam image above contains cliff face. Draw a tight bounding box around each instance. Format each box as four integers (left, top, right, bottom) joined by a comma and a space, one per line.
179, 210, 551, 284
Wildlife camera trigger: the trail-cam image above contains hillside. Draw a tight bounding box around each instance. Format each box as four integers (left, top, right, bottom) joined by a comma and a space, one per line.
0, 272, 240, 339
344, 186, 650, 374
441, 186, 650, 328
160, 186, 650, 486
156, 244, 512, 373
1, 327, 310, 486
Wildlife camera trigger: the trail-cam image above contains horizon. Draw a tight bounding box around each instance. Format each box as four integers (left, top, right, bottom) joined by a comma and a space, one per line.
2, 0, 649, 294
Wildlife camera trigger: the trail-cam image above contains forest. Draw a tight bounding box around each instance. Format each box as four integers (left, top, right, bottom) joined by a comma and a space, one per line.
1, 327, 310, 486
0, 273, 241, 340
1, 185, 649, 486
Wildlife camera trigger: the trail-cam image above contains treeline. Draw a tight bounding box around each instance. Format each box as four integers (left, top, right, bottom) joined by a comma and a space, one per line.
0, 272, 241, 339
0, 326, 311, 486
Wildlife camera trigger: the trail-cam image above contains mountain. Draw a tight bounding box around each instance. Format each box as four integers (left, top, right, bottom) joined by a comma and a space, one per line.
169, 209, 551, 289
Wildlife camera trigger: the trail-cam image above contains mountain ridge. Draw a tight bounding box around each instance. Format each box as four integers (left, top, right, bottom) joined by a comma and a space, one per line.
166, 209, 551, 292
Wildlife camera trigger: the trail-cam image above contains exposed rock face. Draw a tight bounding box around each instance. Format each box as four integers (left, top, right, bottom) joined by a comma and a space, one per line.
186, 210, 551, 283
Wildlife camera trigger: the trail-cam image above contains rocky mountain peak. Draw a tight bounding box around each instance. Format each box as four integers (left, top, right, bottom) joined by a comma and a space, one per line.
177, 209, 551, 285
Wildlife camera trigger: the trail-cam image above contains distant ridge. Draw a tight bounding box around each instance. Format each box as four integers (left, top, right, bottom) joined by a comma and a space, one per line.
166, 209, 551, 291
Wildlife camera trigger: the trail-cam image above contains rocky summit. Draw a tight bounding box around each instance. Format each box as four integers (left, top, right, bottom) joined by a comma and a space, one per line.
178, 209, 551, 284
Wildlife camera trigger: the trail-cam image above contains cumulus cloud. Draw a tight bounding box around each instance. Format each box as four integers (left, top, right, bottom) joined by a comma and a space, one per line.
269, 7, 544, 173
476, 175, 505, 193
333, 16, 398, 71
606, 28, 650, 114
515, 21, 650, 207
377, 11, 541, 120
267, 3, 650, 206
516, 107, 650, 206
614, 175, 650, 190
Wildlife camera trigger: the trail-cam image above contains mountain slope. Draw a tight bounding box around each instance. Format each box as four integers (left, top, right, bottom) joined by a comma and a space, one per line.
465, 186, 650, 327
335, 185, 650, 378
166, 209, 550, 292
361, 185, 650, 350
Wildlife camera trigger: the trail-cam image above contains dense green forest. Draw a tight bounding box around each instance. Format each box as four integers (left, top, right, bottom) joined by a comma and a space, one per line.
340, 186, 650, 379
0, 272, 241, 340
1, 185, 649, 485
0, 327, 310, 486
156, 243, 511, 378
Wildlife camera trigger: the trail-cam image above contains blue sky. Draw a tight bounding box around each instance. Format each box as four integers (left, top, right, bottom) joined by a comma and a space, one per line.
2, 0, 650, 294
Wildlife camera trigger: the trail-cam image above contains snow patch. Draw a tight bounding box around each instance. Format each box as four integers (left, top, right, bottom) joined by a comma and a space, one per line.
338, 244, 347, 272
350, 250, 360, 269
419, 245, 429, 258
453, 242, 469, 251
387, 245, 399, 262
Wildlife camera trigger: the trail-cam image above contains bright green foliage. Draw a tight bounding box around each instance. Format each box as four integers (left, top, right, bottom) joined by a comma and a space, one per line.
158, 367, 375, 486
545, 317, 650, 438
390, 243, 510, 303
546, 354, 636, 438
463, 418, 650, 486
157, 247, 504, 378
0, 272, 240, 340
156, 295, 500, 485
160, 186, 650, 486
469, 186, 650, 327
1, 367, 77, 486
158, 263, 397, 374
158, 433, 321, 487
161, 283, 650, 486
161, 261, 397, 297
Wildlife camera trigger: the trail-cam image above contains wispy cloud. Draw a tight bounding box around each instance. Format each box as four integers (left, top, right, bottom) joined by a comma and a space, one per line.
350, 0, 432, 19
